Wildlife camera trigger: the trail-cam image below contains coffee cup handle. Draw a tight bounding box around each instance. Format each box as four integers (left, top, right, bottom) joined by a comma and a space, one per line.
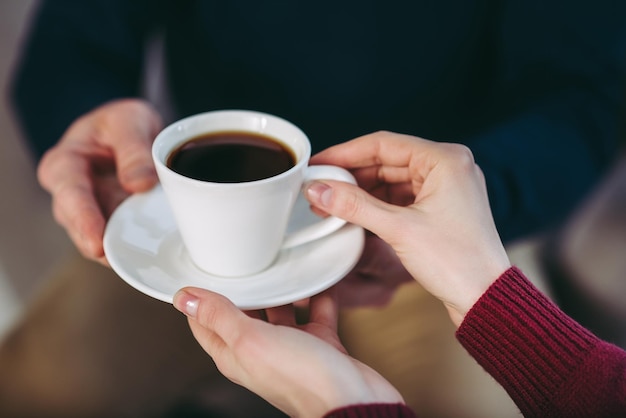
281, 165, 357, 250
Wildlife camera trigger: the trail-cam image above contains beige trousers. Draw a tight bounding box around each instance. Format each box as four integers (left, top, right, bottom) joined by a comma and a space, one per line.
0, 250, 520, 417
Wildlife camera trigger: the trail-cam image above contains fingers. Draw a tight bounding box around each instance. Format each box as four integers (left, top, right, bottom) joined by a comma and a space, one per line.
38, 149, 106, 258
265, 304, 297, 326
174, 287, 337, 340
52, 184, 106, 258
103, 100, 162, 192
304, 179, 402, 239
308, 287, 339, 333
186, 318, 229, 362
175, 288, 270, 382
37, 99, 163, 260
173, 288, 249, 349
310, 131, 433, 172
309, 132, 442, 209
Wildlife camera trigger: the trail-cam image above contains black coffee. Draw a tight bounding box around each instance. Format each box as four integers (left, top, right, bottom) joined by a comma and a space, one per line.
167, 131, 297, 183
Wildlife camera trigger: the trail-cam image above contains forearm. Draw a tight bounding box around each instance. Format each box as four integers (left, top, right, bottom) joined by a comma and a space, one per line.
457, 266, 626, 417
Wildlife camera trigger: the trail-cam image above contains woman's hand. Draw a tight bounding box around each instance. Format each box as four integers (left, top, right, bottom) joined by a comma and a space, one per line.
307, 131, 511, 326
37, 99, 162, 264
337, 233, 414, 308
173, 287, 404, 418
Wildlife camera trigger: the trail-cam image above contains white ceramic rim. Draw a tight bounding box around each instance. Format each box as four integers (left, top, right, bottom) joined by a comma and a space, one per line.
152, 109, 311, 189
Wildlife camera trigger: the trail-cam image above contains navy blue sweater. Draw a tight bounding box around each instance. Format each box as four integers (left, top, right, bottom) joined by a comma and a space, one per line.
9, 0, 626, 242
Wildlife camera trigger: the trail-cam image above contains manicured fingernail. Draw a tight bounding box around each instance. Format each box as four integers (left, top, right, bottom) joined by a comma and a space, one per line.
305, 181, 333, 208
173, 290, 199, 317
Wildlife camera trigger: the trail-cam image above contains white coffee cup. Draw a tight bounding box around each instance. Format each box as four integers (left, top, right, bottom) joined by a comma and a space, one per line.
152, 110, 355, 277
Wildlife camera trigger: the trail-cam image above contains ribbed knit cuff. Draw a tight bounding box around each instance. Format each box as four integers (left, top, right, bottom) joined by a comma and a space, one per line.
324, 403, 417, 418
456, 266, 599, 417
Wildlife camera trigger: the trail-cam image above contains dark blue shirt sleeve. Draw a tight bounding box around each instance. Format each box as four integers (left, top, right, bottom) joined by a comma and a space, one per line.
9, 0, 165, 159
8, 0, 626, 243
469, 2, 626, 241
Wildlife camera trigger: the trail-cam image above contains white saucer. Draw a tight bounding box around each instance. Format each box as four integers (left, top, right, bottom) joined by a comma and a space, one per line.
103, 185, 364, 309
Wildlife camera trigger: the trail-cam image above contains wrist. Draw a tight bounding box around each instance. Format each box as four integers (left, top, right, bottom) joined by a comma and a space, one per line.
446, 261, 512, 328
289, 367, 404, 418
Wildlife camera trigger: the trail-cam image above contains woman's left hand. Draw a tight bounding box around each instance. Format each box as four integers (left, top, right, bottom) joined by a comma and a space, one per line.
173, 287, 403, 418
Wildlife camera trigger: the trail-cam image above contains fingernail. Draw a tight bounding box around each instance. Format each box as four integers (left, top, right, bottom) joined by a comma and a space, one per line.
305, 181, 333, 208
173, 290, 199, 317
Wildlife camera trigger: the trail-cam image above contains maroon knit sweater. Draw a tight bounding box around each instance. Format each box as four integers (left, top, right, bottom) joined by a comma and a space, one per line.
324, 266, 626, 417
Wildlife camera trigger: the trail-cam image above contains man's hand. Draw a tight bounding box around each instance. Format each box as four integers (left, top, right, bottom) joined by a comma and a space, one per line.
37, 99, 162, 264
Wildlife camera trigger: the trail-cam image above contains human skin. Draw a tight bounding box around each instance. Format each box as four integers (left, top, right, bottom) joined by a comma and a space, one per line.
172, 132, 513, 417
307, 131, 512, 326
36, 99, 161, 264
173, 287, 404, 418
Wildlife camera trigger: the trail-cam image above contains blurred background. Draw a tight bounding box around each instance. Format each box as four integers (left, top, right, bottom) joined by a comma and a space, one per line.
0, 0, 554, 343
2, 0, 625, 356
0, 0, 73, 339
0, 1, 624, 416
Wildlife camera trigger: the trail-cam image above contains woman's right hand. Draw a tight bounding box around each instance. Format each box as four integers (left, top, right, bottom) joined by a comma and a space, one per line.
307, 131, 511, 327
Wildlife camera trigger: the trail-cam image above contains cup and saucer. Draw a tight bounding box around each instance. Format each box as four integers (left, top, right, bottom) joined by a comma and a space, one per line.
103, 185, 365, 310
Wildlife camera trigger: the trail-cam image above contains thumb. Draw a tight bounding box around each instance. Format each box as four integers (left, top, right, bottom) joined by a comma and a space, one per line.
304, 180, 398, 236
173, 287, 249, 344
107, 101, 162, 192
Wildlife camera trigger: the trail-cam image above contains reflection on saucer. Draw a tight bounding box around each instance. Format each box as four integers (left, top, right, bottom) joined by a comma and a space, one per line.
104, 186, 365, 309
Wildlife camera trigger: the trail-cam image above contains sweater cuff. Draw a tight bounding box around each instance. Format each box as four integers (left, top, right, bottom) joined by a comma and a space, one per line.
456, 266, 600, 416
324, 403, 417, 418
